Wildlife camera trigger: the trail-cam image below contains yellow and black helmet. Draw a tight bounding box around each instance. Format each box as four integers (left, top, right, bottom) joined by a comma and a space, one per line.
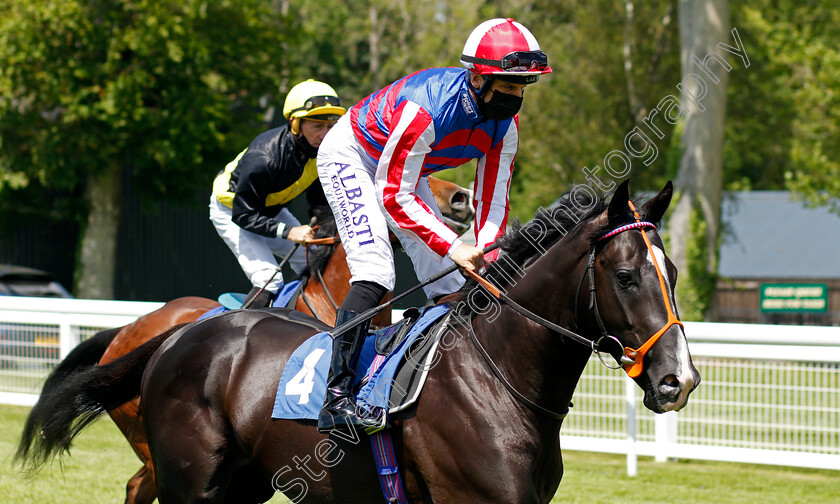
283, 79, 345, 134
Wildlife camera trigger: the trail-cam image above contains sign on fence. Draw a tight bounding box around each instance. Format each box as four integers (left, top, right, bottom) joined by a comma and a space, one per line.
760, 283, 828, 312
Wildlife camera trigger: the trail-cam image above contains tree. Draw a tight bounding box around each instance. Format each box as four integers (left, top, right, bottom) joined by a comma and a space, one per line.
725, 1, 840, 206
667, 0, 731, 320
286, 0, 484, 103
509, 0, 682, 219
287, 1, 685, 221
0, 0, 293, 298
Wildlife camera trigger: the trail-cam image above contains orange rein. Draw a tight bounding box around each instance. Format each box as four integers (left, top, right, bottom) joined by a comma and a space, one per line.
303, 234, 340, 265
304, 237, 340, 246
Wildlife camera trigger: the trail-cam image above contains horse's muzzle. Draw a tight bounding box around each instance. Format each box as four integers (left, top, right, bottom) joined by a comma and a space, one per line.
645, 370, 700, 413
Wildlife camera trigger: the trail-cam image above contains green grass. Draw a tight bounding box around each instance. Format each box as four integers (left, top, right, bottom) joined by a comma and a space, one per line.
551, 452, 840, 504
1, 404, 838, 503
1, 404, 140, 503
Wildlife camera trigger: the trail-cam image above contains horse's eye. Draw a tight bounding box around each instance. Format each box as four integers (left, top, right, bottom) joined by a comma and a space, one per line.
616, 271, 633, 286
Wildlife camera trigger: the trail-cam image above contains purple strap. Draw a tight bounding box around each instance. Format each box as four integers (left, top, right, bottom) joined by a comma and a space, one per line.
370, 431, 408, 504
366, 352, 408, 503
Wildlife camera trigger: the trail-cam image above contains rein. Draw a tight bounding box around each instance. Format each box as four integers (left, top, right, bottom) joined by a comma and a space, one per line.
464, 318, 569, 420
304, 237, 340, 246
461, 203, 683, 418
300, 236, 341, 322
462, 269, 597, 351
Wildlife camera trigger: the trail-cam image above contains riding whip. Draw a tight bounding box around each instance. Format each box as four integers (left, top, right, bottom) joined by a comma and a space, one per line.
242, 216, 322, 309
329, 241, 501, 339
241, 242, 301, 309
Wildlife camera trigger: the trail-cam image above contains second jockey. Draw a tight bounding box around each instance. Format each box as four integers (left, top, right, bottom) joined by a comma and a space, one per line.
210, 80, 345, 308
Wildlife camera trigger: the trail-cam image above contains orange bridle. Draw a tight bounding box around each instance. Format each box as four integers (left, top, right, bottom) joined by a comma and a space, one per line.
613, 202, 683, 378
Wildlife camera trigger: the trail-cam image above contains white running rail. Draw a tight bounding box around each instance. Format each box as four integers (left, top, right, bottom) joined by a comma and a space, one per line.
1, 299, 838, 473
561, 321, 840, 474
0, 297, 162, 406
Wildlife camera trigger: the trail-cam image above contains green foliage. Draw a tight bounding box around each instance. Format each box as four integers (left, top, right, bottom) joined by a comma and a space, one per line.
0, 1, 836, 220
509, 0, 683, 218
669, 193, 718, 321
288, 1, 683, 220
286, 1, 485, 104
0, 0, 293, 220
725, 1, 840, 206
2, 0, 838, 301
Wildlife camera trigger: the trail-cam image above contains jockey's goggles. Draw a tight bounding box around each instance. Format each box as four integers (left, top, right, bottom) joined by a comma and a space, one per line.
461, 50, 549, 73
289, 95, 342, 115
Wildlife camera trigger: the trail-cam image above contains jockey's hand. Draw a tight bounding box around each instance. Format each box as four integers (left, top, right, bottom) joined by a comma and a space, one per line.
450, 243, 485, 273
286, 225, 315, 244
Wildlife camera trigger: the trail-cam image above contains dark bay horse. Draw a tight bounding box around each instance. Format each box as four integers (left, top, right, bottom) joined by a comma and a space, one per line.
18, 180, 699, 503
16, 176, 474, 504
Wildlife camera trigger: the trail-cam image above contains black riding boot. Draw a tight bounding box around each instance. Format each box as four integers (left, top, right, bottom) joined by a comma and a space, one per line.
317, 309, 370, 432
241, 286, 275, 309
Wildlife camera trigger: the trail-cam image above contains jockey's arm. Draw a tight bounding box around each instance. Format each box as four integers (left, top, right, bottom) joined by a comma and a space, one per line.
472, 117, 518, 261
231, 149, 286, 238
282, 225, 314, 244
375, 102, 462, 259
449, 242, 485, 272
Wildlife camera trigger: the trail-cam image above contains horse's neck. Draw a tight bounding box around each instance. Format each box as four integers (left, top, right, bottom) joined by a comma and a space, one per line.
320, 243, 348, 283
298, 244, 348, 324
472, 240, 593, 421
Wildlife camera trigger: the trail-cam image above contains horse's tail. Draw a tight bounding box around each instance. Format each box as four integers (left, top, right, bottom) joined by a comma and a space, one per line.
15, 326, 121, 465
15, 323, 185, 475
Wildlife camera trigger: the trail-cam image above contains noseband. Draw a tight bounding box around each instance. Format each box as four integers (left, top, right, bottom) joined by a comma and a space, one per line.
576, 201, 683, 378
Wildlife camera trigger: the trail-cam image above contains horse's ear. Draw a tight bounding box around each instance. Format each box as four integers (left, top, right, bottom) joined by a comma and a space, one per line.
607, 179, 632, 226
641, 180, 673, 224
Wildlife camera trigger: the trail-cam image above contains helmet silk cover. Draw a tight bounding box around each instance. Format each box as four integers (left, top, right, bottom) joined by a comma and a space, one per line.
460, 18, 552, 81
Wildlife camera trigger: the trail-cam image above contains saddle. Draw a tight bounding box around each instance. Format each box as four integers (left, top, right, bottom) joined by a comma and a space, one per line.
272, 304, 454, 422
371, 307, 421, 356
215, 280, 303, 311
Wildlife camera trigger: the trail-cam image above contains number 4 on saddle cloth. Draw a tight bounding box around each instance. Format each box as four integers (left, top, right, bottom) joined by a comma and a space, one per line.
272, 304, 453, 425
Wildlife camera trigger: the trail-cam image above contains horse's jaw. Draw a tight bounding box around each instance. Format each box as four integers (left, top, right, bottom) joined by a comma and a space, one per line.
442, 215, 471, 236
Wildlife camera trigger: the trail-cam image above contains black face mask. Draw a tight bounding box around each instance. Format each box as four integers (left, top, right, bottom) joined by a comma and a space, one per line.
477, 90, 522, 121
294, 129, 319, 158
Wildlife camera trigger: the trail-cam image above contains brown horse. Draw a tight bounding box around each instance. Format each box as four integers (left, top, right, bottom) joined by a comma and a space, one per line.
16, 175, 472, 504
19, 180, 698, 503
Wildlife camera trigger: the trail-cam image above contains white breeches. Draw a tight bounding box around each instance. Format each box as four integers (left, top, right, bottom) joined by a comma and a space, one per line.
209, 197, 307, 293
316, 116, 464, 299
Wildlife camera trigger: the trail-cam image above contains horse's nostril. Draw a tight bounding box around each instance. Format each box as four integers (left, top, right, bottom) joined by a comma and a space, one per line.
658, 375, 680, 397
450, 192, 468, 209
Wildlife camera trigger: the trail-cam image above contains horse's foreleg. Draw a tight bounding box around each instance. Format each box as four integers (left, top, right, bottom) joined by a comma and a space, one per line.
125, 464, 157, 504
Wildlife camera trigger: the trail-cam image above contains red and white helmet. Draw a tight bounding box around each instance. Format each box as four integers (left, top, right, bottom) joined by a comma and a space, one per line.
460, 18, 552, 84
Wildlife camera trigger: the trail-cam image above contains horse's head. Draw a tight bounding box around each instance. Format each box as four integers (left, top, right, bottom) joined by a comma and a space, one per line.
301, 206, 341, 278
428, 175, 475, 235
579, 180, 699, 413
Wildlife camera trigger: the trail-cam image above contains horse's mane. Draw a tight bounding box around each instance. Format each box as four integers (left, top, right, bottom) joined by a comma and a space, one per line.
298, 205, 339, 280
449, 186, 612, 307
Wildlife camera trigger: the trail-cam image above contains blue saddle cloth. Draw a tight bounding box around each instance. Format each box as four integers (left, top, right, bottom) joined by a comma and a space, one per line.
271, 304, 451, 420
197, 280, 303, 321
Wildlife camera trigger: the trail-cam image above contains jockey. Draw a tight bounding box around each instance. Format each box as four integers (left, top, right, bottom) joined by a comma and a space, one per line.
315, 18, 552, 431
210, 80, 346, 308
